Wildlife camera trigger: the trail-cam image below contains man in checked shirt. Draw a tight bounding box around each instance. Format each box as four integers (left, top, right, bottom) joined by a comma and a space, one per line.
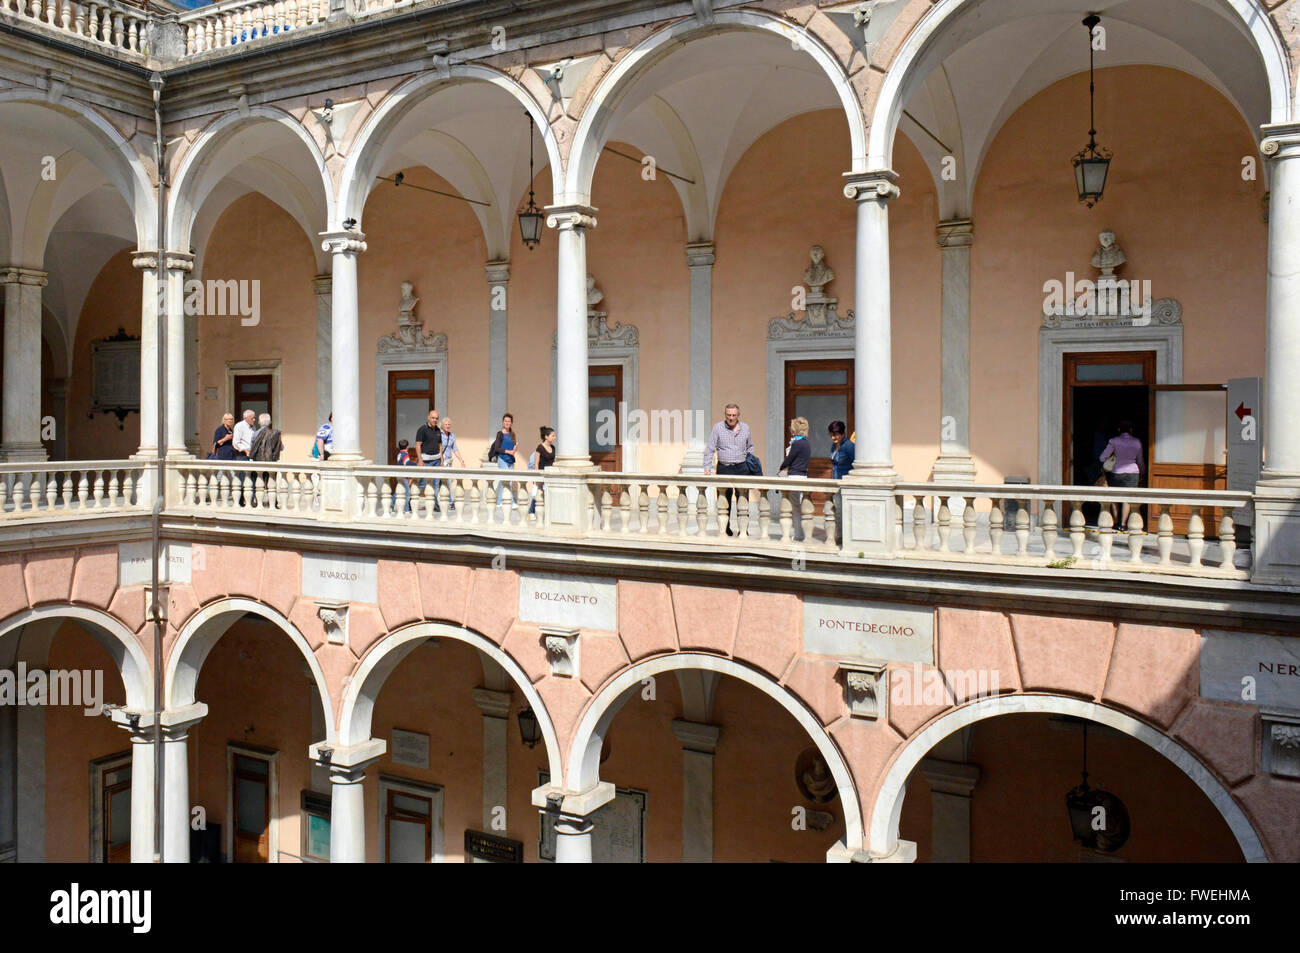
704, 402, 753, 536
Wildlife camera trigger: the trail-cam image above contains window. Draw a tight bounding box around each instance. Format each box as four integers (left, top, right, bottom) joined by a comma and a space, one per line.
301, 791, 331, 863
378, 776, 443, 863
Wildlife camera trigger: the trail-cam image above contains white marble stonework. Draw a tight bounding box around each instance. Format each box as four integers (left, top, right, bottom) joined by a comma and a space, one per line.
802, 595, 935, 664
301, 553, 378, 603
119, 541, 192, 586
391, 728, 430, 769
1200, 630, 1300, 710
518, 571, 617, 631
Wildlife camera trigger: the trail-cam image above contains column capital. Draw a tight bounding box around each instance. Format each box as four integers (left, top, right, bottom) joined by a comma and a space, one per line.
0, 266, 48, 287
312, 273, 332, 296
132, 250, 158, 271
310, 738, 386, 782
545, 204, 598, 230
320, 230, 368, 255
485, 259, 511, 284
843, 169, 900, 204
471, 686, 513, 718
685, 241, 716, 268
1260, 122, 1300, 158
671, 718, 721, 754
531, 781, 615, 817
918, 756, 981, 796
108, 702, 208, 738
937, 218, 974, 248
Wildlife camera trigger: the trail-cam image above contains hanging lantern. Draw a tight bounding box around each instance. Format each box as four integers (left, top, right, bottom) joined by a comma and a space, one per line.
1065, 722, 1131, 852
518, 111, 544, 249
1072, 14, 1112, 207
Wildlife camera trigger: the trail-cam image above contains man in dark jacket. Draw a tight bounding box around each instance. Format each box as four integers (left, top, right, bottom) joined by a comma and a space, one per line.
249, 413, 284, 507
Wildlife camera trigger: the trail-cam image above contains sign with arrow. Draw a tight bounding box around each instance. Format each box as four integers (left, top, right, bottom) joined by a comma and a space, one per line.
1227, 378, 1262, 493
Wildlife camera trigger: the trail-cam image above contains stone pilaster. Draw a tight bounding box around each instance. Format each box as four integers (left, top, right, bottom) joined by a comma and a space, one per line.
671, 719, 720, 862
0, 267, 49, 461
932, 219, 977, 483
682, 242, 715, 474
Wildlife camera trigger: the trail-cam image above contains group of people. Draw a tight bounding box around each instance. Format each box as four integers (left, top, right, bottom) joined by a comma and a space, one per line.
702, 403, 855, 479
210, 409, 284, 463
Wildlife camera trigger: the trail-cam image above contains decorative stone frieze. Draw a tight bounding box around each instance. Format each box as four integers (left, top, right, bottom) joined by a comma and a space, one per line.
379, 280, 447, 352
769, 245, 855, 338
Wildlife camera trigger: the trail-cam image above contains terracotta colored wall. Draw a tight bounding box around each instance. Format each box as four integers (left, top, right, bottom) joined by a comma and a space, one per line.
189, 619, 316, 862
971, 66, 1266, 482
894, 713, 1243, 863
713, 111, 941, 480
66, 248, 142, 460
43, 623, 128, 862
198, 194, 319, 460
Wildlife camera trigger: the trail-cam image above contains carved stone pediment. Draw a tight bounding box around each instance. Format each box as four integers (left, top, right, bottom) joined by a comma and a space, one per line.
380, 280, 449, 352
379, 330, 448, 353
551, 274, 640, 349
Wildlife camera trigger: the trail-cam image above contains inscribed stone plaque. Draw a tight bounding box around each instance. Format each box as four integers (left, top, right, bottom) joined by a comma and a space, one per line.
301, 554, 378, 603
519, 571, 617, 631
1200, 630, 1300, 709
119, 542, 192, 586
391, 728, 429, 769
802, 595, 934, 664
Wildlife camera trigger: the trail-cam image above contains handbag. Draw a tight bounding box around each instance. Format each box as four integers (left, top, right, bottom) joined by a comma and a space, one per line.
744, 453, 763, 476
1102, 456, 1116, 473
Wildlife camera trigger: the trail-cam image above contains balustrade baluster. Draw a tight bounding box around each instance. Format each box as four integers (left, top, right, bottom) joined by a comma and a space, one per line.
1041, 506, 1058, 559
962, 501, 977, 554
1098, 510, 1114, 562
1157, 511, 1173, 564
1218, 516, 1236, 569
1186, 507, 1205, 567
106, 470, 120, 507
91, 471, 104, 506
757, 494, 770, 540
1127, 511, 1144, 563
27, 475, 41, 512
1013, 505, 1029, 556
716, 494, 730, 538
912, 496, 927, 550
1069, 503, 1085, 559
46, 474, 59, 510
989, 500, 1003, 554
824, 496, 838, 549
799, 496, 814, 545
937, 501, 951, 551
62, 471, 75, 508
778, 494, 793, 543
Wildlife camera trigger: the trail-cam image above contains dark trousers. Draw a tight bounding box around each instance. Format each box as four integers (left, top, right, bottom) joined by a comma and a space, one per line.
717, 461, 747, 535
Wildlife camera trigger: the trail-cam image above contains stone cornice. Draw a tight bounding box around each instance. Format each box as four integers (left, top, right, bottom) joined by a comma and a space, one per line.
0, 266, 49, 286
685, 241, 716, 268
484, 259, 510, 284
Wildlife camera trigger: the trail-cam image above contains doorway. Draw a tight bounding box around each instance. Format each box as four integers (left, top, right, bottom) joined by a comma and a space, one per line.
1063, 351, 1154, 487
231, 752, 271, 863
387, 369, 435, 465
233, 374, 273, 422
784, 359, 854, 479
589, 364, 624, 472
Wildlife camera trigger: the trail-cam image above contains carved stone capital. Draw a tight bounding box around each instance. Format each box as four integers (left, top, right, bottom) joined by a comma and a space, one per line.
545, 204, 598, 230
320, 230, 368, 256
937, 219, 974, 248
684, 241, 716, 269
842, 169, 900, 204
839, 660, 888, 720
0, 266, 48, 287
316, 600, 349, 646
164, 251, 195, 273
132, 251, 158, 271
1259, 122, 1300, 159
485, 259, 510, 285
540, 624, 579, 678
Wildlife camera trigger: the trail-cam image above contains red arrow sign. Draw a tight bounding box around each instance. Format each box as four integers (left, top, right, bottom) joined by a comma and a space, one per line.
1234, 402, 1252, 421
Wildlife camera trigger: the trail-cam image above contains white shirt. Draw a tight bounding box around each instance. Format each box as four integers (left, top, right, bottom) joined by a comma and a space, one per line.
232, 419, 255, 454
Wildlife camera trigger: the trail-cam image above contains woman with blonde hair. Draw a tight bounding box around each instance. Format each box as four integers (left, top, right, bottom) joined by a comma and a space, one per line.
779, 416, 810, 477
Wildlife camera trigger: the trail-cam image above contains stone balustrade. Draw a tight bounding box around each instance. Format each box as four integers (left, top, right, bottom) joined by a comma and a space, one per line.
0, 460, 1266, 582
0, 0, 148, 57
0, 460, 146, 518
176, 0, 438, 57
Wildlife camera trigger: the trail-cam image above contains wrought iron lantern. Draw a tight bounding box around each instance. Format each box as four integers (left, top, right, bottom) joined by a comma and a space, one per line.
518, 111, 544, 250
1072, 14, 1112, 207
1065, 722, 1130, 852
517, 706, 541, 748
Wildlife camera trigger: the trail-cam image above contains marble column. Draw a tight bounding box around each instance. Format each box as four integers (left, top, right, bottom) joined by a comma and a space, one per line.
47, 380, 68, 461
163, 252, 194, 457
313, 274, 332, 428
918, 757, 980, 862
0, 267, 48, 461
158, 705, 206, 862
546, 206, 596, 469
185, 292, 200, 456
532, 780, 614, 863
671, 719, 720, 863
319, 231, 367, 462
312, 739, 384, 863
682, 243, 715, 473
1254, 124, 1300, 584
472, 687, 512, 837
932, 220, 977, 483
109, 710, 157, 864
486, 261, 510, 439
132, 252, 160, 457
837, 172, 900, 555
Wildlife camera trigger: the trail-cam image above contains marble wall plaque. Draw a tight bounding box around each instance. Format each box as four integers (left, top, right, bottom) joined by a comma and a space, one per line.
538, 773, 645, 863
391, 728, 430, 769
519, 571, 617, 631
802, 596, 935, 664
1200, 630, 1300, 709
119, 542, 192, 586
302, 553, 377, 603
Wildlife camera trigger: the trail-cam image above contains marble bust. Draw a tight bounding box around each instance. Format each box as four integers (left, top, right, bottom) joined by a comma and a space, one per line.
399, 281, 418, 318
803, 244, 834, 293
1090, 230, 1127, 278
586, 274, 604, 311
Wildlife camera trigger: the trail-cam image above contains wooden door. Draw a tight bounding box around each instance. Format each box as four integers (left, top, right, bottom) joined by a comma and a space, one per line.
1062, 351, 1156, 485
233, 374, 273, 422
233, 755, 270, 863
1149, 384, 1228, 536
784, 359, 854, 479
589, 365, 623, 472
385, 789, 433, 863
388, 369, 435, 465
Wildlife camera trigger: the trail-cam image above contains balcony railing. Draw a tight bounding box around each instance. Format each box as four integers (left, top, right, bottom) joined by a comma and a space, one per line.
0, 458, 1265, 584
0, 0, 149, 58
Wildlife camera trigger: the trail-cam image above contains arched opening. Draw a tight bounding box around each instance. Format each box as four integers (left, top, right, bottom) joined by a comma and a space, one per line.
874, 695, 1266, 862
570, 654, 862, 862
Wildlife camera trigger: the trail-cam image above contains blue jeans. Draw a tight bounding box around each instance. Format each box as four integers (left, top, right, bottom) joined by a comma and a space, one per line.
417, 459, 446, 509
496, 456, 518, 506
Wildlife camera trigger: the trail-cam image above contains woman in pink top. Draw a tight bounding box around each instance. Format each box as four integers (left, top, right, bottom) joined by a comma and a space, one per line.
1100, 420, 1144, 526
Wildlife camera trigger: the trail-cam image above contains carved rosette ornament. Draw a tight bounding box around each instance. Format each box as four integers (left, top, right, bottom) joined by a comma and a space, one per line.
839, 661, 887, 720
540, 624, 579, 678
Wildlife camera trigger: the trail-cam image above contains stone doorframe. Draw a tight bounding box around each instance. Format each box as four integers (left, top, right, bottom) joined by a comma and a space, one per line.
1037, 321, 1182, 484
765, 328, 854, 475
374, 347, 448, 465
550, 344, 639, 473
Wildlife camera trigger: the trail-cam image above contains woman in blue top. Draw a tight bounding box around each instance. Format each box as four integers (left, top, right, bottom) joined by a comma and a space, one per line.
488, 413, 519, 507
828, 420, 855, 479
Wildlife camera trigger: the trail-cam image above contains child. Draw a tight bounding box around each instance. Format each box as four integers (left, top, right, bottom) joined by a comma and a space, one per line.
392, 439, 416, 512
